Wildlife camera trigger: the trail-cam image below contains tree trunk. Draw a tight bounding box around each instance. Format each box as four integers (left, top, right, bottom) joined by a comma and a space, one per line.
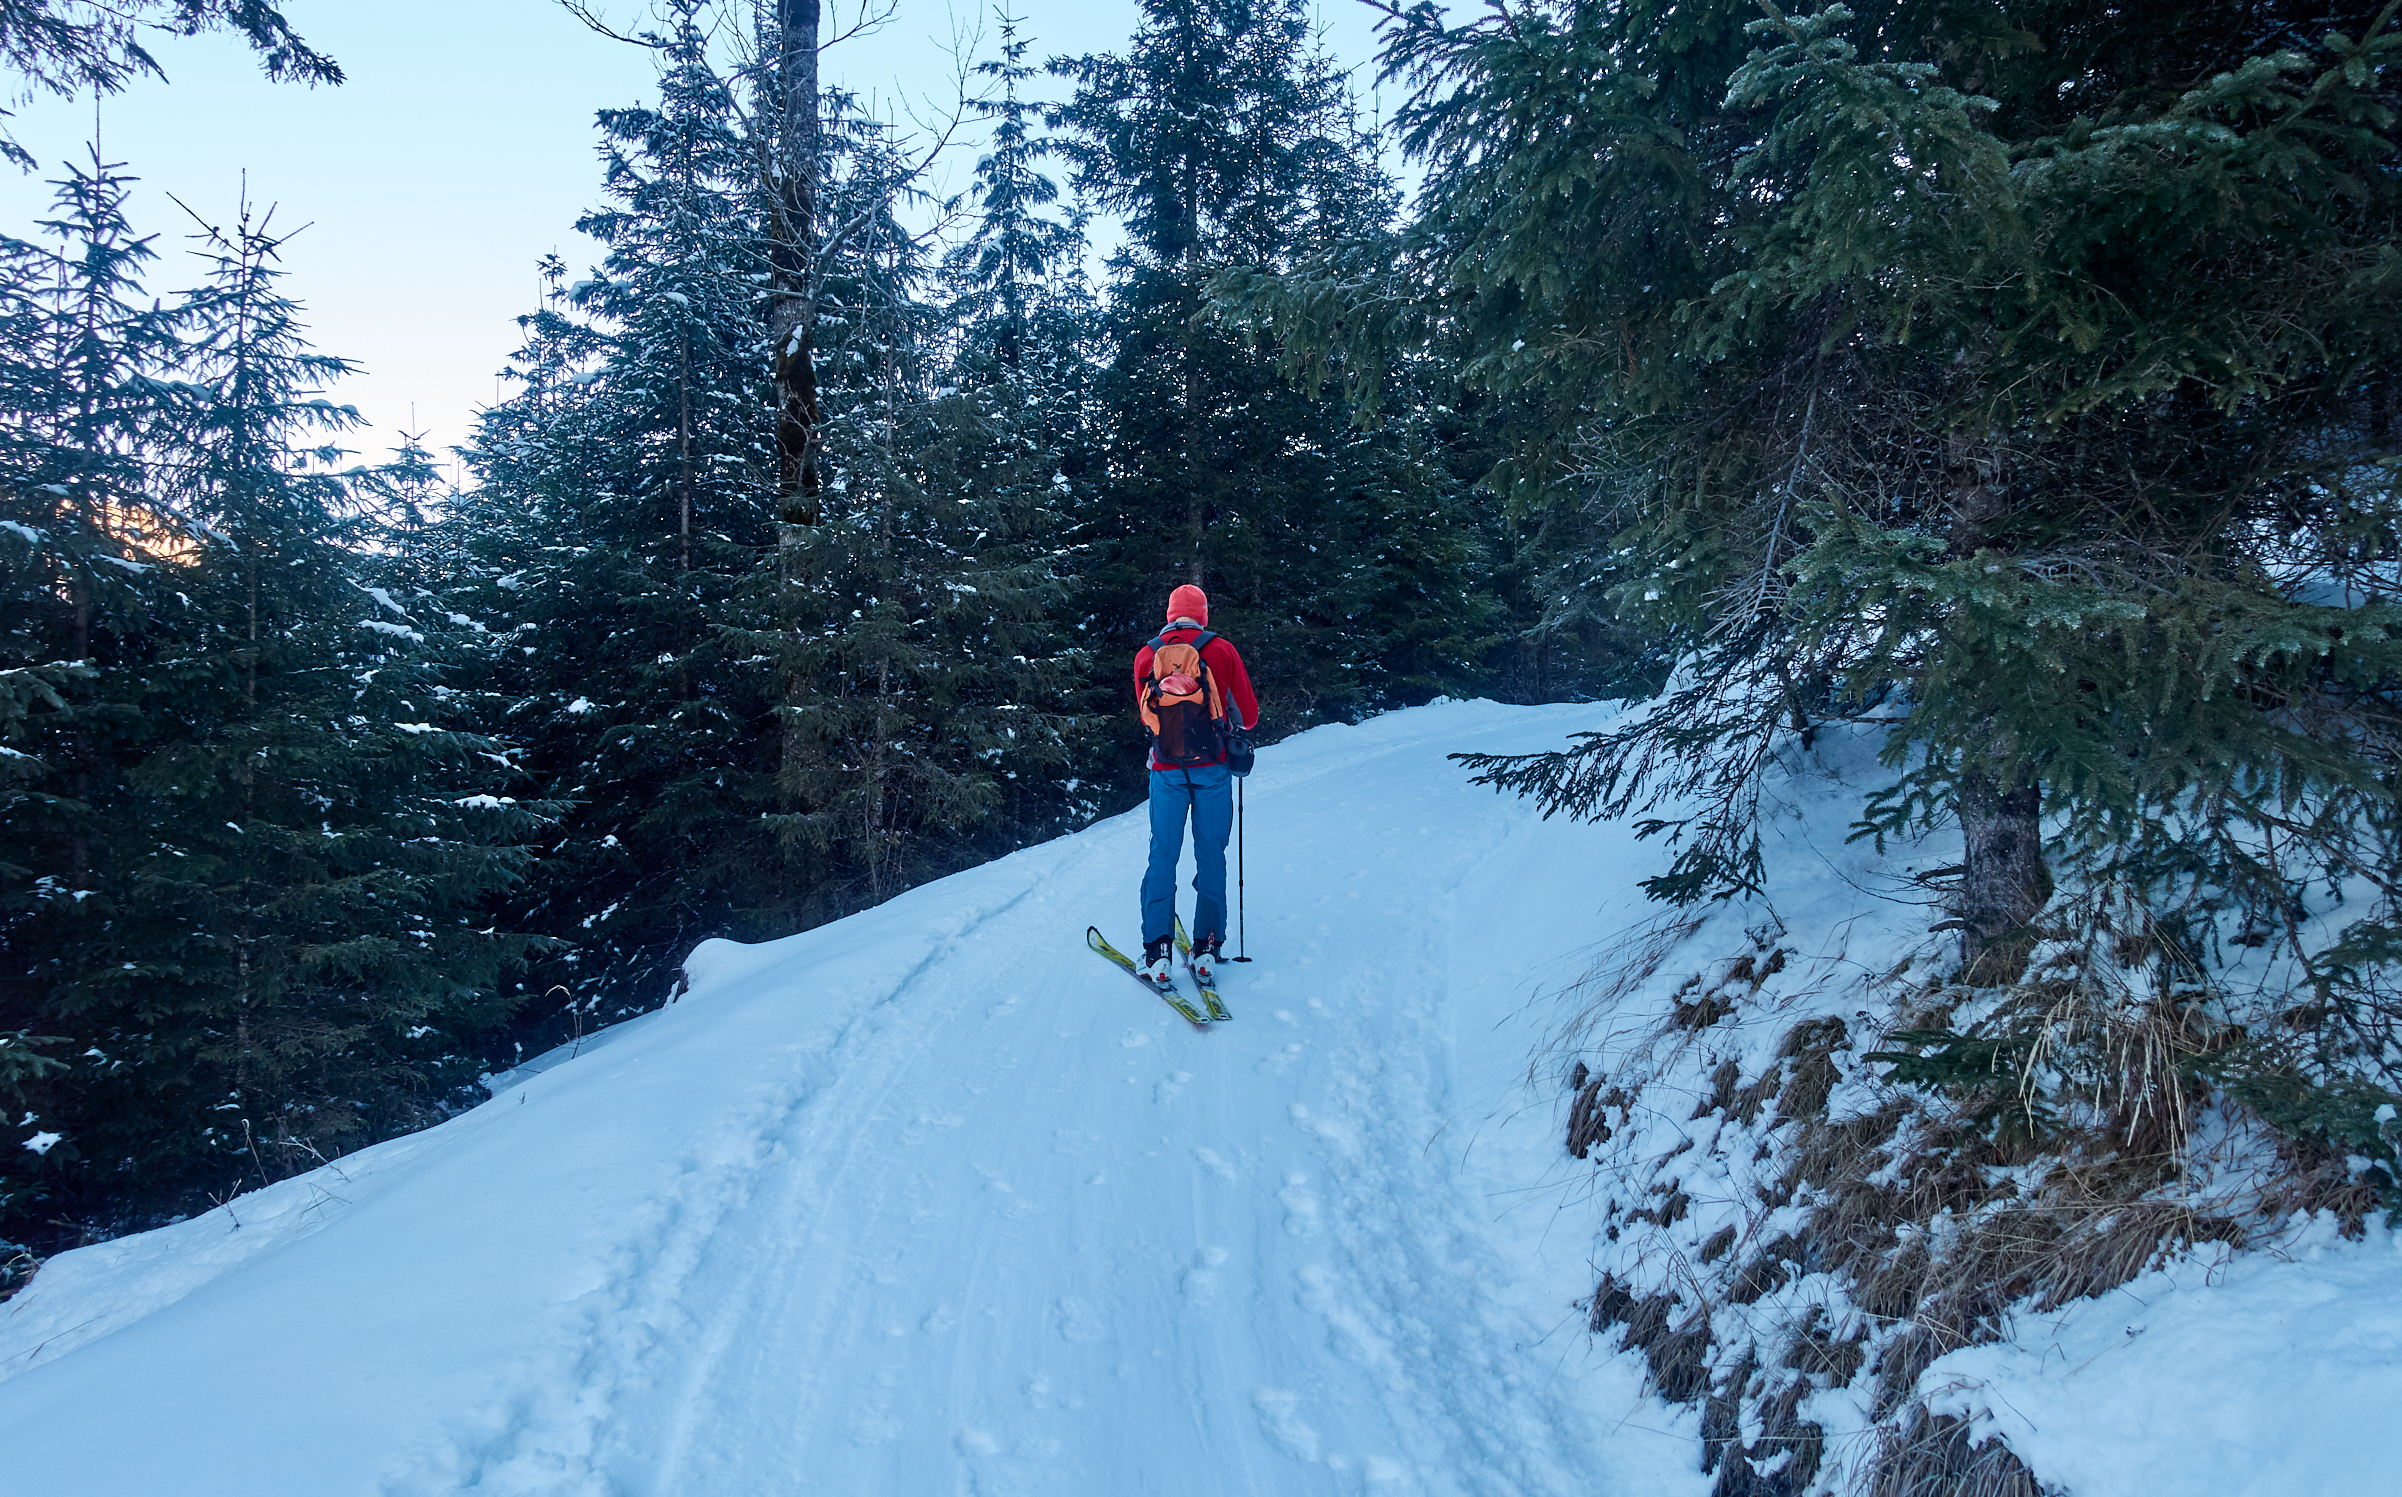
771, 0, 822, 525
678, 326, 693, 572
1940, 412, 2047, 982
1955, 763, 2049, 984
1184, 355, 1204, 585
775, 0, 821, 842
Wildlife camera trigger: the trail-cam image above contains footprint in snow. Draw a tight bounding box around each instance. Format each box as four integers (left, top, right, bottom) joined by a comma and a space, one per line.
1053, 1296, 1108, 1345
1252, 1388, 1323, 1463
1279, 1173, 1322, 1237
1181, 1245, 1228, 1305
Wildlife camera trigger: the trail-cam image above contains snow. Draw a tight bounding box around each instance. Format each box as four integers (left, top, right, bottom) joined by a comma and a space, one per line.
3, 696, 2395, 1496
0, 700, 1704, 1497
358, 583, 414, 618
1920, 1215, 2402, 1497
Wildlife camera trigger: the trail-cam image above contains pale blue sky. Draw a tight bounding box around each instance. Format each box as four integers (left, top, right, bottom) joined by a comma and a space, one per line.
0, 0, 1395, 477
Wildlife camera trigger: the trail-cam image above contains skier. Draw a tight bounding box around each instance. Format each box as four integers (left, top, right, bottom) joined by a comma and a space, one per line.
1135, 584, 1258, 988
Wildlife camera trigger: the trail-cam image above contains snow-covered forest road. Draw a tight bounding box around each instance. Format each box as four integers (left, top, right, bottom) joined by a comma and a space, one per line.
0, 701, 1704, 1496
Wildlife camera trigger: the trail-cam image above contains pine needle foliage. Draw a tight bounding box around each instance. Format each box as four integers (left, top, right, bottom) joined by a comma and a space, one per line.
441, 13, 793, 1028
1228, 1, 2402, 975
1054, 0, 1513, 762
0, 169, 540, 1247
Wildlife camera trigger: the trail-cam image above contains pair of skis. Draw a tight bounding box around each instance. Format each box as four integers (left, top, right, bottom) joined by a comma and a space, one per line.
1086, 915, 1232, 1030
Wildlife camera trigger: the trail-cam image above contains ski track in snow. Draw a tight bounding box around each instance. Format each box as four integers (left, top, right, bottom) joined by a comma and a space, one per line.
0, 701, 1704, 1496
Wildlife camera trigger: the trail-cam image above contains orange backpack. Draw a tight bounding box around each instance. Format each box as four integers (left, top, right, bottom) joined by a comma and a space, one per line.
1141, 630, 1227, 767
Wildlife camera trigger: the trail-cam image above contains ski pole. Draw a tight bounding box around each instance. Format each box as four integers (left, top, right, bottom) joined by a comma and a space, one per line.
1232, 775, 1251, 962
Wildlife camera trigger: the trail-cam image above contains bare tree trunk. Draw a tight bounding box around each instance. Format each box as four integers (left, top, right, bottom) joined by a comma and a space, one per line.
1943, 426, 2004, 561
771, 0, 822, 526
1177, 122, 1204, 587
1943, 417, 2048, 982
1184, 356, 1204, 585
774, 0, 822, 846
1956, 764, 2050, 984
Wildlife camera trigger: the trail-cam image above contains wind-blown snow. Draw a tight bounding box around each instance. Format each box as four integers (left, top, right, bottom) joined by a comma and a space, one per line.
0, 700, 1705, 1497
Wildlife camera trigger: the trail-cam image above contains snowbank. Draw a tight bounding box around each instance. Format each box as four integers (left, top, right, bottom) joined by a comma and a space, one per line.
1922, 1215, 2402, 1497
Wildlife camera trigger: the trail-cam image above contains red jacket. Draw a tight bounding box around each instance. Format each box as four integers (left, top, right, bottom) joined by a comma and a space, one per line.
1133, 627, 1258, 770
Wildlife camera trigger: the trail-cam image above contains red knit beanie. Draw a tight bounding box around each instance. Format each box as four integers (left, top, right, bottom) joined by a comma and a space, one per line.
1165, 584, 1209, 626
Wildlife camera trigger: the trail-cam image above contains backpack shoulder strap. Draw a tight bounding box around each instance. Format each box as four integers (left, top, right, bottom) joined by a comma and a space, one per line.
1185, 632, 1224, 718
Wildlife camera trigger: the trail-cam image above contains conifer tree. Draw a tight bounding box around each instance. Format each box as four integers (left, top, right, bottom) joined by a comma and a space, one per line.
772, 95, 1090, 907
1244, 0, 2402, 991
949, 12, 1088, 382
1055, 0, 1498, 763
0, 0, 341, 169
0, 154, 182, 1223
1, 178, 535, 1245
444, 9, 791, 1026
940, 11, 1106, 836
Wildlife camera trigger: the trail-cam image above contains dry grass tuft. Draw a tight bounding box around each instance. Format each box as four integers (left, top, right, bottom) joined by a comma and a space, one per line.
1867, 1410, 2050, 1497
1776, 1017, 1850, 1122
1549, 904, 2326, 1495
0, 1242, 35, 1304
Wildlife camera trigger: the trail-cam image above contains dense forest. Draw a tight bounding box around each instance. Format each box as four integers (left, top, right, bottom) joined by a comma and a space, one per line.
0, 0, 1634, 1256
3, 0, 2398, 1396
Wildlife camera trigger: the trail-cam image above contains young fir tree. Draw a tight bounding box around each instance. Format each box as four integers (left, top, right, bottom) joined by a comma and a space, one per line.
948, 12, 1091, 383
0, 154, 186, 1230
939, 10, 1107, 836
356, 428, 456, 595
1053, 0, 1500, 776
1, 182, 536, 1246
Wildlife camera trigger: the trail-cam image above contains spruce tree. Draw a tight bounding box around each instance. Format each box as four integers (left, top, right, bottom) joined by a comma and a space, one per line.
0, 0, 341, 169
1, 177, 536, 1245
0, 153, 182, 1230
773, 94, 1090, 907
941, 11, 1107, 837
444, 10, 792, 1027
1244, 0, 2402, 987
1055, 0, 1498, 772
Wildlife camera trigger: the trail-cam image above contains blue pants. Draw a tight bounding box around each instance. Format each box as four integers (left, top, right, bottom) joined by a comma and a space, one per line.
1142, 764, 1232, 946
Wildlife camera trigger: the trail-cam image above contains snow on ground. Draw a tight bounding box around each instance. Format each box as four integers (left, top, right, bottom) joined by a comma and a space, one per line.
7, 697, 2398, 1497
1921, 1214, 2402, 1497
0, 699, 1710, 1497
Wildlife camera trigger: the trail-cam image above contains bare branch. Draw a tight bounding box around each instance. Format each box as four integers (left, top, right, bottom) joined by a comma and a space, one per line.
821, 0, 899, 51
555, 0, 670, 49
